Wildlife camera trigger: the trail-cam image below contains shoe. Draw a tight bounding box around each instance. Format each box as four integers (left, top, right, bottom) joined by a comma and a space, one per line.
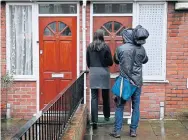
109, 131, 121, 138
104, 117, 110, 121
130, 129, 137, 137
92, 123, 98, 129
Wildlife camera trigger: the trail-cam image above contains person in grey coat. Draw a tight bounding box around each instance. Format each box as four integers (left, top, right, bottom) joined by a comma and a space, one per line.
86, 29, 113, 129
110, 26, 149, 138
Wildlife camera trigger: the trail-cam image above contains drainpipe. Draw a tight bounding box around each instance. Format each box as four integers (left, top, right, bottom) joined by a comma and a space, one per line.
82, 0, 87, 104
160, 102, 165, 120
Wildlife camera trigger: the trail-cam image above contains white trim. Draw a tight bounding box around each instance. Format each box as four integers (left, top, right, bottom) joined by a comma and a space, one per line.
143, 80, 169, 83
37, 2, 78, 4
90, 2, 93, 44
34, 3, 40, 113
89, 3, 93, 114
38, 14, 77, 17
77, 3, 80, 77
6, 3, 37, 81
93, 14, 133, 16
163, 2, 168, 81
132, 2, 137, 28
92, 1, 133, 4
82, 0, 87, 104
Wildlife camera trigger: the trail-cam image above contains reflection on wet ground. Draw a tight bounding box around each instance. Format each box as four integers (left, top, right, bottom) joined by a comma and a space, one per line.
84, 120, 188, 140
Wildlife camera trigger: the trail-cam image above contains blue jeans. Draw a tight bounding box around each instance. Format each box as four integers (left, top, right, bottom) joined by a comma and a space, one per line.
114, 87, 141, 133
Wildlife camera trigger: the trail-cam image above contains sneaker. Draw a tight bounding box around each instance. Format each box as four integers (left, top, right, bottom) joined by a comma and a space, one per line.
92, 123, 98, 129
130, 129, 137, 137
109, 131, 121, 138
104, 117, 110, 121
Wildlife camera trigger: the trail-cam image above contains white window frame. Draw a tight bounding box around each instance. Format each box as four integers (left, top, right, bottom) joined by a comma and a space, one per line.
38, 2, 78, 16
92, 1, 133, 16
6, 3, 38, 81
136, 2, 168, 82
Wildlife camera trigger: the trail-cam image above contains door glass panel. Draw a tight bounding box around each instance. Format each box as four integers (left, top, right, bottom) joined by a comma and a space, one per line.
58, 22, 66, 32
116, 27, 125, 36
61, 27, 71, 36
49, 22, 56, 32
104, 22, 112, 32
93, 3, 133, 14
100, 27, 109, 36
39, 4, 77, 14
114, 22, 122, 33
44, 28, 53, 36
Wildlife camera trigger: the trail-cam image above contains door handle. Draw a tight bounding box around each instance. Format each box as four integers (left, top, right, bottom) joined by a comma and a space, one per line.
41, 92, 43, 95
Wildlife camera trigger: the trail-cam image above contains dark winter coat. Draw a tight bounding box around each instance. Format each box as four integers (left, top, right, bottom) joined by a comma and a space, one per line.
87, 44, 113, 89
114, 29, 148, 87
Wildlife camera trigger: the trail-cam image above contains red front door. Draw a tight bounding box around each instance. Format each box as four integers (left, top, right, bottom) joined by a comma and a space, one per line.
39, 17, 77, 109
93, 17, 132, 113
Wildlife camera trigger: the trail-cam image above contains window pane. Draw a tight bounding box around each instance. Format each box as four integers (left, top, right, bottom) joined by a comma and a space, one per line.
104, 22, 112, 32
49, 22, 56, 32
114, 22, 122, 33
9, 5, 33, 75
39, 4, 77, 14
61, 27, 71, 36
93, 3, 133, 14
116, 27, 125, 36
59, 22, 66, 32
44, 28, 53, 36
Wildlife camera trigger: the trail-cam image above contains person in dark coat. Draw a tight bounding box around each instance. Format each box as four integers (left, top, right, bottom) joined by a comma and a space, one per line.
110, 26, 149, 138
86, 29, 113, 129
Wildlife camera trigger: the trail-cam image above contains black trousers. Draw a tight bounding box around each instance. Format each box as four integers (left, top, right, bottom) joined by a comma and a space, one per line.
91, 89, 110, 123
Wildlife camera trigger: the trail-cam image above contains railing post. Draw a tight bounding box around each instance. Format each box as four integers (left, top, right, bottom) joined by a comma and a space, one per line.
84, 72, 87, 104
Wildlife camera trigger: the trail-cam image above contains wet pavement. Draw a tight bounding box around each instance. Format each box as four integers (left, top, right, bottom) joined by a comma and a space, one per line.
84, 120, 188, 140
1, 119, 27, 140
1, 118, 188, 140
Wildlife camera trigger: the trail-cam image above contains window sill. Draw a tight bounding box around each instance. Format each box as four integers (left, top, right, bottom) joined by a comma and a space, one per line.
13, 76, 37, 82
143, 80, 169, 83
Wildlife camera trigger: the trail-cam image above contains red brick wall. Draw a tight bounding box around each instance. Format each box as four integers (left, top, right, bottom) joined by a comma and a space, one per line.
165, 2, 188, 118
1, 3, 37, 119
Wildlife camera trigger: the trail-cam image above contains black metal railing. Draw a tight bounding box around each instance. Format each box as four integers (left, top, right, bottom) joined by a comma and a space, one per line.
12, 72, 85, 140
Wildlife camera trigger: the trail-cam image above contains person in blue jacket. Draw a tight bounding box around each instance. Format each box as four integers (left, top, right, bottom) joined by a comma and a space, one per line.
110, 26, 149, 138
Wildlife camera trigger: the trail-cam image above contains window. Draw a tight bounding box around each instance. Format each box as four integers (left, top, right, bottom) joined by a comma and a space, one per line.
100, 21, 125, 36
7, 4, 34, 79
39, 4, 77, 14
93, 3, 133, 14
44, 22, 72, 36
138, 3, 167, 81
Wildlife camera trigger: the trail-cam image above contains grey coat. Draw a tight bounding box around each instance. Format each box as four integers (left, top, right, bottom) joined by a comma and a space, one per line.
114, 29, 148, 87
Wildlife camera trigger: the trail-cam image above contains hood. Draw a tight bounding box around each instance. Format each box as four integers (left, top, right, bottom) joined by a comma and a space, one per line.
122, 29, 134, 44
133, 25, 149, 46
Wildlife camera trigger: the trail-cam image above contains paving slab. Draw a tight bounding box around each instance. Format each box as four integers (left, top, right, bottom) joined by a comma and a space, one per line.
1, 119, 27, 140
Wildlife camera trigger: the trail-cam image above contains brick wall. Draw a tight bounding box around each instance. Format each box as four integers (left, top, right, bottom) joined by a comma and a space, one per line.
165, 2, 188, 118
1, 3, 37, 119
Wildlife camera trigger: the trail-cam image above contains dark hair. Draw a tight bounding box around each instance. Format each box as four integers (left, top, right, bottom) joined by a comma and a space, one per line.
90, 29, 105, 51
